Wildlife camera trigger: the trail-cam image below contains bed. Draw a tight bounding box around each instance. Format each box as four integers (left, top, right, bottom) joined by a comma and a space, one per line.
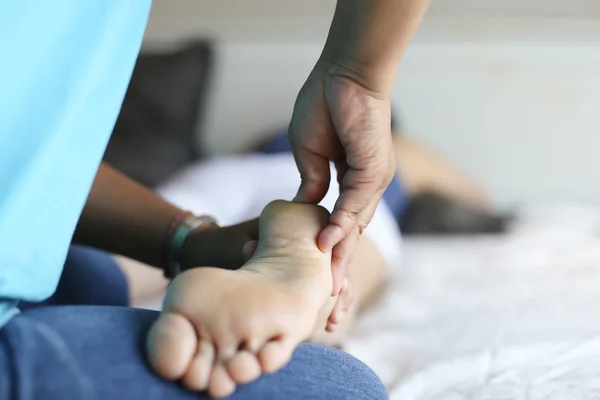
112, 45, 600, 400
132, 150, 600, 399
144, 156, 600, 399
347, 204, 600, 400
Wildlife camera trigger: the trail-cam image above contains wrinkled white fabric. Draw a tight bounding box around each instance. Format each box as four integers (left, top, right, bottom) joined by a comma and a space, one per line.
346, 204, 600, 400
158, 156, 600, 399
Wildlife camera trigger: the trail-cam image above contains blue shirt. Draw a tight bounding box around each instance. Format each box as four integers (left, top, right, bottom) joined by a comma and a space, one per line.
0, 1, 151, 326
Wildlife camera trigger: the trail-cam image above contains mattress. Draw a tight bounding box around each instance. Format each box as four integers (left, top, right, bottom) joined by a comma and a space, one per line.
154, 157, 600, 398
346, 204, 600, 400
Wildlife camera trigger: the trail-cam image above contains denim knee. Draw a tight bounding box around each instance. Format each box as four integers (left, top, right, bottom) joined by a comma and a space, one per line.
235, 342, 388, 400
293, 343, 388, 400
57, 245, 129, 307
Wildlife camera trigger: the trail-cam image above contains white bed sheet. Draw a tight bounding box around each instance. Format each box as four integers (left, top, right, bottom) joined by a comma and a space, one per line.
155, 155, 600, 398
346, 204, 600, 400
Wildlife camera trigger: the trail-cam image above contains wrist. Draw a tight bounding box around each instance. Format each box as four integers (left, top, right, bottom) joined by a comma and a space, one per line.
321, 0, 429, 96
162, 212, 218, 278
180, 218, 259, 272
316, 55, 396, 98
320, 17, 398, 96
178, 223, 220, 272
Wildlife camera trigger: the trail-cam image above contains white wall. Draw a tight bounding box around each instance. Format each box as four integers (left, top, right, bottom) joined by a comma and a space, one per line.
144, 1, 600, 207
396, 43, 600, 206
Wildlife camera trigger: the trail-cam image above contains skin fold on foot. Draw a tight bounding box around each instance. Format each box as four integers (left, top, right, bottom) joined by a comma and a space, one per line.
147, 200, 336, 398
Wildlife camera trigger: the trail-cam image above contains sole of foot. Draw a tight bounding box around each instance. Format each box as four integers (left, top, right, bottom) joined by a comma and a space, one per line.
148, 200, 334, 398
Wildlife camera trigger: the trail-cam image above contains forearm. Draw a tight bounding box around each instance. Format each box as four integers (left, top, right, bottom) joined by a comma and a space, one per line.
73, 162, 182, 268
322, 0, 430, 94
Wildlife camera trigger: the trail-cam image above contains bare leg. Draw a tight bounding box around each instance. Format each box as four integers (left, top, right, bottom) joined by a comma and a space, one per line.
115, 255, 168, 305
393, 134, 490, 210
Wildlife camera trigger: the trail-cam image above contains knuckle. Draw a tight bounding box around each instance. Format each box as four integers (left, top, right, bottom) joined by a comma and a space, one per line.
332, 210, 359, 234
344, 209, 360, 223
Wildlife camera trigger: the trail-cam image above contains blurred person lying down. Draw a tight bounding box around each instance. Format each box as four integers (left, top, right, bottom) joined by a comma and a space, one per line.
257, 120, 510, 235
22, 121, 508, 349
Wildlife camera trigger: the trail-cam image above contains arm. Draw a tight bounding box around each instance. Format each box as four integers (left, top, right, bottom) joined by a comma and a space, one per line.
322, 0, 430, 95
290, 0, 430, 294
73, 162, 257, 271
73, 163, 183, 269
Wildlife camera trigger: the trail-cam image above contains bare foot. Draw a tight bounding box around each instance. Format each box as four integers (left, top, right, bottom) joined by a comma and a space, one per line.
147, 200, 334, 398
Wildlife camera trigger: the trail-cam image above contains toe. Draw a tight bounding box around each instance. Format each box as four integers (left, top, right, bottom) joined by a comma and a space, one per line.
146, 312, 197, 380
215, 331, 239, 363
227, 350, 261, 384
326, 321, 338, 333
209, 362, 237, 398
258, 337, 296, 374
182, 339, 214, 391
328, 277, 351, 325
244, 335, 266, 354
328, 308, 347, 326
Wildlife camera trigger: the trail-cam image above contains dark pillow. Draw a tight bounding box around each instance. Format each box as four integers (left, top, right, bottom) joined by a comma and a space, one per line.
103, 42, 213, 187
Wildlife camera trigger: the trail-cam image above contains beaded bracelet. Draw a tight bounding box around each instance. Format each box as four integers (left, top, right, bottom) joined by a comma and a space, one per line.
163, 211, 217, 278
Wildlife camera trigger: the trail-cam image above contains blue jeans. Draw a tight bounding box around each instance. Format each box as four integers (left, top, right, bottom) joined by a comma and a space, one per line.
19, 245, 129, 310
0, 306, 387, 399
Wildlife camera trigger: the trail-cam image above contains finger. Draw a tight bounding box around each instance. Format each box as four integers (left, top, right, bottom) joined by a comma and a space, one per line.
242, 240, 258, 261
329, 193, 383, 294
191, 219, 259, 269
291, 147, 331, 205
318, 175, 383, 254
320, 179, 386, 254
222, 218, 260, 265
330, 229, 360, 295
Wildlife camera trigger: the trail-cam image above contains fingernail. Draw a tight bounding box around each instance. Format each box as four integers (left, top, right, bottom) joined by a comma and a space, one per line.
321, 226, 344, 253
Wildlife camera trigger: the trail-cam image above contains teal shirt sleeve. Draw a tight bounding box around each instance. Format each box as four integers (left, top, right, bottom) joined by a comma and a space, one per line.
0, 0, 151, 321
